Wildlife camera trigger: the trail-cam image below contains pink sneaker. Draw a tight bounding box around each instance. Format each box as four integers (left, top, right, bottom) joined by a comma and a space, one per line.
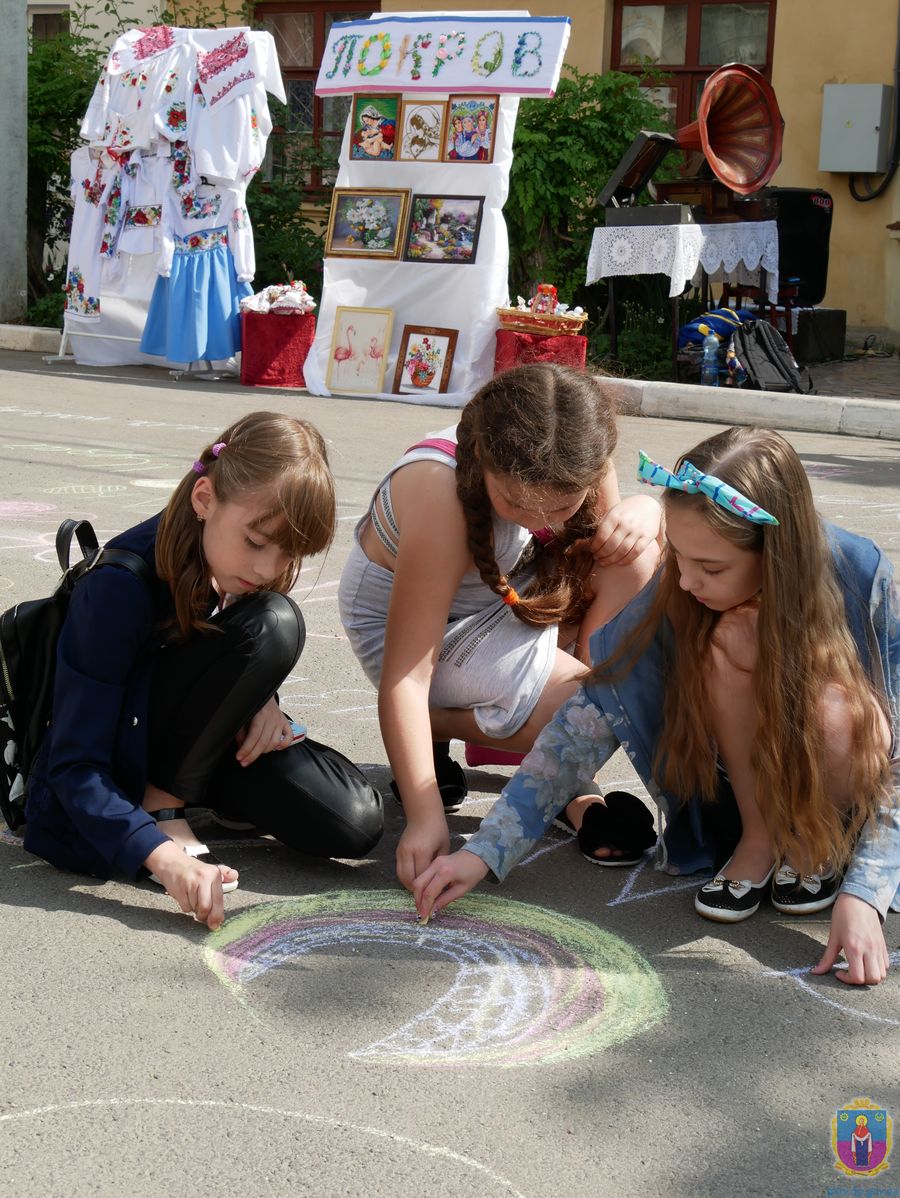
464, 743, 526, 768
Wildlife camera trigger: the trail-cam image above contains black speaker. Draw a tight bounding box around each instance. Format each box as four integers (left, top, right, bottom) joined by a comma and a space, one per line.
760, 187, 833, 307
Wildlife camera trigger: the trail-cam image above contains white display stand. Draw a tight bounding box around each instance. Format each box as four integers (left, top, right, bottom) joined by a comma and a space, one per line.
304, 11, 570, 407
302, 96, 518, 407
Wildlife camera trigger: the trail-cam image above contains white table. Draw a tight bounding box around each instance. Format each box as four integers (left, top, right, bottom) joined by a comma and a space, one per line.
586, 219, 779, 304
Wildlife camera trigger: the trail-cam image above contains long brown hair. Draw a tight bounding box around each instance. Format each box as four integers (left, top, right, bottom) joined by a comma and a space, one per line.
455, 363, 617, 627
156, 411, 336, 638
592, 426, 890, 873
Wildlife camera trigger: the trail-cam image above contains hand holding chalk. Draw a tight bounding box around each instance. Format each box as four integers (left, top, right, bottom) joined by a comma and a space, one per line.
413, 848, 491, 920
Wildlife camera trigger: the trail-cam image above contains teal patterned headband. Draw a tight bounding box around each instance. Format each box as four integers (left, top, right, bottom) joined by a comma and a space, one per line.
637, 450, 779, 526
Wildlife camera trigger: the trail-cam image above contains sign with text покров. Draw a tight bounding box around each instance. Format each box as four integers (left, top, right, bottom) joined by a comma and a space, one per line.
315, 14, 571, 97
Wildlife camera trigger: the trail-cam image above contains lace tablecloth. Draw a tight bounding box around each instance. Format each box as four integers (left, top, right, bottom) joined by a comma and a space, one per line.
586, 220, 779, 304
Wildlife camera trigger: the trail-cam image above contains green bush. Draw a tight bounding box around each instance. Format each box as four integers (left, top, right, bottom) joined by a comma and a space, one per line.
26, 2, 117, 307
504, 66, 673, 314
247, 116, 336, 300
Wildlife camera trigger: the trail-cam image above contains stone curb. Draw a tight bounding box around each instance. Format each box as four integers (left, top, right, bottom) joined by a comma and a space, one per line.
3, 324, 898, 440
0, 324, 62, 353
601, 376, 900, 442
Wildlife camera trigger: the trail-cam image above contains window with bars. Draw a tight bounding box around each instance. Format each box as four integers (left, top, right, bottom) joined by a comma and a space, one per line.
255, 1, 379, 189
611, 0, 776, 130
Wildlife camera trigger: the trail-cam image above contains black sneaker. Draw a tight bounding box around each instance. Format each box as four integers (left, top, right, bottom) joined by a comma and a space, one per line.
770, 864, 839, 915
390, 741, 468, 813
694, 859, 775, 923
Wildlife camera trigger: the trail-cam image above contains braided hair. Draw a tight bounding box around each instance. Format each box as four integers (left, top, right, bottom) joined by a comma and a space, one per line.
455, 364, 617, 628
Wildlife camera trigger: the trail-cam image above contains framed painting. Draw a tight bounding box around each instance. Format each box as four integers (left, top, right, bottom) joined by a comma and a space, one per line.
403, 194, 485, 264
392, 325, 459, 395
397, 98, 448, 162
326, 306, 394, 395
442, 95, 499, 163
348, 94, 400, 161
325, 188, 410, 259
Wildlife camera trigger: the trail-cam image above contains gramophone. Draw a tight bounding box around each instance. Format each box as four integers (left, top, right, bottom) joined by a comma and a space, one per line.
601, 63, 784, 225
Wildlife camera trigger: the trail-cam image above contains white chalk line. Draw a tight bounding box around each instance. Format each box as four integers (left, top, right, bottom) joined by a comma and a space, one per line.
0, 1097, 525, 1196
763, 952, 900, 1026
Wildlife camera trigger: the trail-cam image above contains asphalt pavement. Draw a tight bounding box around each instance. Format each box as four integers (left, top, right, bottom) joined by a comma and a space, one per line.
0, 350, 897, 1198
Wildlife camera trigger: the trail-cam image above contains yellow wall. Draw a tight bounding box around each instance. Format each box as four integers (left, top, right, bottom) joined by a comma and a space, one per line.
770, 0, 899, 331
199, 1, 898, 329
382, 1, 900, 330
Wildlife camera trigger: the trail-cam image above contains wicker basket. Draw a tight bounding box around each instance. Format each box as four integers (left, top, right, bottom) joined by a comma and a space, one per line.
496, 306, 588, 337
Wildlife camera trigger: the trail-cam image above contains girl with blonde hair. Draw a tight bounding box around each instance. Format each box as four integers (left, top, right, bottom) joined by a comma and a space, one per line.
414, 426, 899, 986
23, 411, 383, 927
339, 363, 662, 891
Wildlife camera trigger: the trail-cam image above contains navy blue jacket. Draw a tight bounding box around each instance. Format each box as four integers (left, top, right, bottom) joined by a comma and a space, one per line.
24, 514, 180, 878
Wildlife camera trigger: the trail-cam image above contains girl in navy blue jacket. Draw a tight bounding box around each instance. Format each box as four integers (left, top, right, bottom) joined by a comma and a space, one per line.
24, 411, 383, 928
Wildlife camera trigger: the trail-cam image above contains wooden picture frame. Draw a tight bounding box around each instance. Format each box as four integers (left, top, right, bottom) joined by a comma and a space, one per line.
392, 325, 459, 395
348, 94, 401, 161
397, 98, 448, 162
442, 95, 499, 163
326, 306, 394, 395
325, 188, 410, 259
403, 194, 485, 264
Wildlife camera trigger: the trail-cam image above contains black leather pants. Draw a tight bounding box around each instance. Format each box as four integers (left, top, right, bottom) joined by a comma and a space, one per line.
147, 592, 382, 859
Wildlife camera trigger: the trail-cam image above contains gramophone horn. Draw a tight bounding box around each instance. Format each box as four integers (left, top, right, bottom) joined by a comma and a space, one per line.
676, 63, 784, 194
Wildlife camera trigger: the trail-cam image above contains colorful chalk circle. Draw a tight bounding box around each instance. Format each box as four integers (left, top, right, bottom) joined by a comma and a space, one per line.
0, 501, 57, 517
203, 889, 668, 1067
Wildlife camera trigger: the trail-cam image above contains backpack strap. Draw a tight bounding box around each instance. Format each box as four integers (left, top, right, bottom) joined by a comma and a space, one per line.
55, 519, 152, 588
90, 547, 153, 585
56, 519, 100, 572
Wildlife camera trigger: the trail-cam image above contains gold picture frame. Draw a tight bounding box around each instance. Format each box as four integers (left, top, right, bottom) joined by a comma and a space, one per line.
325, 188, 411, 260
327, 306, 394, 395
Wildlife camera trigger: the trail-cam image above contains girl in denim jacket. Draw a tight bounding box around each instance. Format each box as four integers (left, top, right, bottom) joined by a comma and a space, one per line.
414, 427, 899, 987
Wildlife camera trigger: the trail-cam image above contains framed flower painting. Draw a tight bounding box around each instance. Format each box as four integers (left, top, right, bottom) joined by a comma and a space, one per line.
392, 325, 458, 395
326, 306, 394, 395
403, 195, 484, 264
325, 188, 411, 259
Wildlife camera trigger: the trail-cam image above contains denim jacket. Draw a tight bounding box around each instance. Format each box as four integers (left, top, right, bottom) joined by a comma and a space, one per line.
465, 522, 900, 919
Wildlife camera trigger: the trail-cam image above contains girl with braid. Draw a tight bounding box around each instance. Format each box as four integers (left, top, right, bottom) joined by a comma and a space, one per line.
338, 364, 662, 889
414, 428, 898, 986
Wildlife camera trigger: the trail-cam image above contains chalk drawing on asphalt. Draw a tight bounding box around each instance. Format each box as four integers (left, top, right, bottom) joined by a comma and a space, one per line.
763, 953, 900, 1027
0, 502, 57, 518
43, 484, 129, 496
203, 890, 667, 1067
0, 1097, 526, 1197
13, 442, 165, 473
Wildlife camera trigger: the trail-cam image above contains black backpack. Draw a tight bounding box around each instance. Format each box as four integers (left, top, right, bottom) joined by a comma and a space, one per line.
731, 319, 815, 394
0, 520, 151, 832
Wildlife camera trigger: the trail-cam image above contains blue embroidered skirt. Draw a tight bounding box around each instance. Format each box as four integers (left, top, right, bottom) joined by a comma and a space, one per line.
141, 226, 251, 362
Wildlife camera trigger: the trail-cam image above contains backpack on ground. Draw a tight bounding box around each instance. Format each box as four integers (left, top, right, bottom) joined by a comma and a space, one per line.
0, 520, 151, 832
730, 319, 815, 394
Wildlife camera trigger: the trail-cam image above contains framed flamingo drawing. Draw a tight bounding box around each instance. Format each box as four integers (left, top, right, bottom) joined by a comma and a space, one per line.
326, 306, 394, 395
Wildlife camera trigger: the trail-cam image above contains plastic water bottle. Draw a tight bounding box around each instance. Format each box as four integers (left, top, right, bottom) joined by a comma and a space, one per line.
700, 326, 720, 387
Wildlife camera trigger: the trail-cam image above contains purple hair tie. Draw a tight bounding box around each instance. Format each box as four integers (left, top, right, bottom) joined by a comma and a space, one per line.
192, 441, 227, 475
